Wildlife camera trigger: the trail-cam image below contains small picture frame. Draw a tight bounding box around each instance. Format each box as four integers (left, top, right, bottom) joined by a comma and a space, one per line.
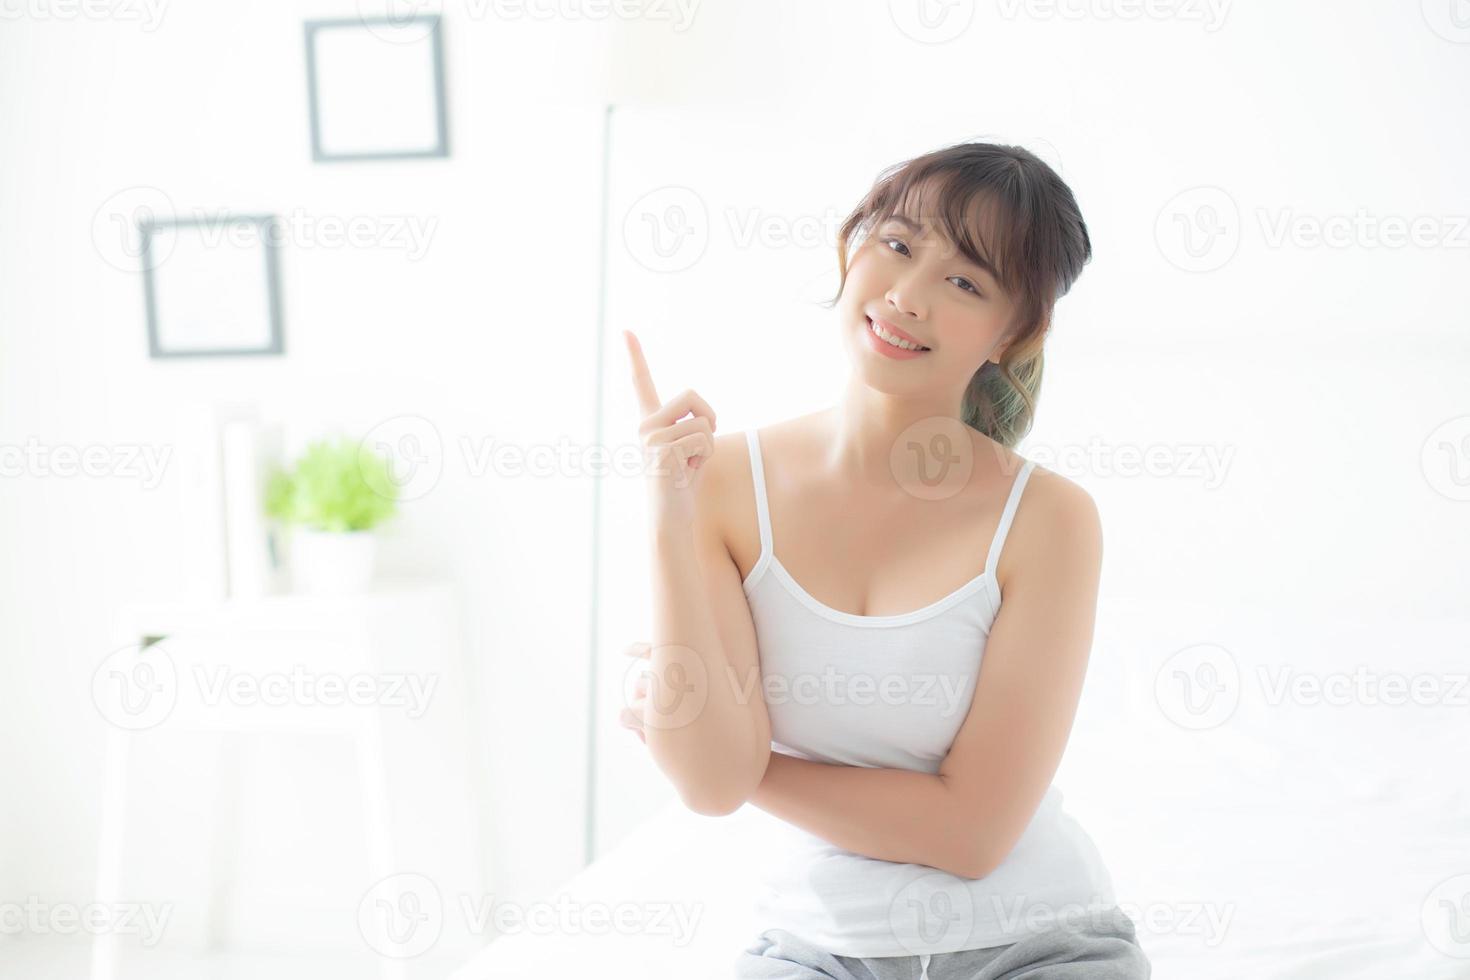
141, 214, 284, 359
303, 14, 450, 162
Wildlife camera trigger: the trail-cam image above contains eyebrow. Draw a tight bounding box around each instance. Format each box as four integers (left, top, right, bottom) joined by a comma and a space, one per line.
883, 213, 1002, 286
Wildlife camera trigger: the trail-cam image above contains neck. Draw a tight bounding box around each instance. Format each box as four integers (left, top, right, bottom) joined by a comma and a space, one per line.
821, 380, 972, 490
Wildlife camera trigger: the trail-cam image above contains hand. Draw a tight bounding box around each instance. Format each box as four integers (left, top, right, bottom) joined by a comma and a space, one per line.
618, 640, 651, 744
623, 330, 717, 529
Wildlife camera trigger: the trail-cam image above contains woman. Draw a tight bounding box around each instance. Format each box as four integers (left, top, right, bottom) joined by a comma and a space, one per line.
621, 141, 1150, 979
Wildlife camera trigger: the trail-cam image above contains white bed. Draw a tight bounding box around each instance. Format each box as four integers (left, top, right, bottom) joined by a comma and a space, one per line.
450, 604, 1470, 979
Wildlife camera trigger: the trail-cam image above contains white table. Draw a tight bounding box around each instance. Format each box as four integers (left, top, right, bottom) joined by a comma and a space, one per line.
90, 581, 483, 979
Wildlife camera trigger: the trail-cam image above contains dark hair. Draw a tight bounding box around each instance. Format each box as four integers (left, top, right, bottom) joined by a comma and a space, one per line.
826, 141, 1092, 448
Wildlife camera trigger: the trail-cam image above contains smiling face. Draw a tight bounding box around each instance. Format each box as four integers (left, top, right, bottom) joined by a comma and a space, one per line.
837, 186, 1020, 407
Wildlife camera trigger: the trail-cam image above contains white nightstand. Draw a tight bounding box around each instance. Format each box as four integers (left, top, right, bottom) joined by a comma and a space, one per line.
90, 581, 484, 979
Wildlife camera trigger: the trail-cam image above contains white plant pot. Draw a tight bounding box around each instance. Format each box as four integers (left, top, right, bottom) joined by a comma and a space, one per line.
291, 528, 378, 595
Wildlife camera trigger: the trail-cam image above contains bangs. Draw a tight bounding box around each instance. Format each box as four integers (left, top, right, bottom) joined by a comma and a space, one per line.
871, 170, 1030, 303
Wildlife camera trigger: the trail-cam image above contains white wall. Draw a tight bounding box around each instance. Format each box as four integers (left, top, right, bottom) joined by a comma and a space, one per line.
2, 0, 1467, 965
0, 0, 614, 944
588, 3, 1470, 844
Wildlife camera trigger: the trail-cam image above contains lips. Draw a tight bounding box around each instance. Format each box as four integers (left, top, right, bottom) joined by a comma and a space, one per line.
866, 315, 930, 351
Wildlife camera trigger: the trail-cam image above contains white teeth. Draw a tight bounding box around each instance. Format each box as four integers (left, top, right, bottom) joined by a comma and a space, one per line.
868, 319, 927, 351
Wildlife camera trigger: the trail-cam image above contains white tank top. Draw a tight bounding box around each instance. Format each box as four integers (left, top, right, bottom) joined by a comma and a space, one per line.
740, 427, 1116, 957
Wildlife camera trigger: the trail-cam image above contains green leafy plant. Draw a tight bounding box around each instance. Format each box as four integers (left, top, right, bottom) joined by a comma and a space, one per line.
264, 436, 399, 533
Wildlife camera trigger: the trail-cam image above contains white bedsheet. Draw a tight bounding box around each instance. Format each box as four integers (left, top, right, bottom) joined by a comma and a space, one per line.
451, 608, 1470, 979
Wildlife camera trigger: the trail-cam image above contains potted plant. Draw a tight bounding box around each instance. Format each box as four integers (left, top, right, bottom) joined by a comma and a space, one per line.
264, 435, 399, 594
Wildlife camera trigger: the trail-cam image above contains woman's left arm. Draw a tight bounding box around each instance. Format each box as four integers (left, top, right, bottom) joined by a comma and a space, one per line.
748, 475, 1103, 880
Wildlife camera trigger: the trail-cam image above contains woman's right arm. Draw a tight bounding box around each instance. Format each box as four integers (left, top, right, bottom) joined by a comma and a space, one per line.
623, 330, 771, 816
644, 473, 771, 815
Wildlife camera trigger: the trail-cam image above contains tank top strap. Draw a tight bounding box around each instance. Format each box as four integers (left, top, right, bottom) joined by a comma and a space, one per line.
745, 429, 773, 557
983, 458, 1037, 580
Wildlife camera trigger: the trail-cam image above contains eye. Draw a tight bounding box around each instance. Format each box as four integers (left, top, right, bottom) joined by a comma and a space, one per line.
881, 236, 984, 297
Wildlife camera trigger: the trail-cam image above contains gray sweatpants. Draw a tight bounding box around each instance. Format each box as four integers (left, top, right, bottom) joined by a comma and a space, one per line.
733, 906, 1150, 979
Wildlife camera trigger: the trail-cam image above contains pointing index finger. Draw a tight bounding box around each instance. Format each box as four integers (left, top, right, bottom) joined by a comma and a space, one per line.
623, 330, 662, 417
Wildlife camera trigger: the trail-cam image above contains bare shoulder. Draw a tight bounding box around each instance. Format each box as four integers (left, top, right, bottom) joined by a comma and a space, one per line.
983, 442, 1103, 584
698, 413, 823, 552
702, 429, 753, 494
694, 428, 758, 548
1020, 462, 1100, 531
701, 412, 826, 504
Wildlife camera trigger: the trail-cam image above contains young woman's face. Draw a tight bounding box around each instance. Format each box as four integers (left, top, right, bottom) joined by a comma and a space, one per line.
838, 205, 1018, 405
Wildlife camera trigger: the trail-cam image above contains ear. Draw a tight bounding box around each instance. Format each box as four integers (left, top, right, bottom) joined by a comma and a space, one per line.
989, 307, 1033, 365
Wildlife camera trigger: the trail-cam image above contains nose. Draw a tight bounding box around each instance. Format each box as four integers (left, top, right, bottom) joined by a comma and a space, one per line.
884, 277, 926, 322
884, 266, 927, 321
